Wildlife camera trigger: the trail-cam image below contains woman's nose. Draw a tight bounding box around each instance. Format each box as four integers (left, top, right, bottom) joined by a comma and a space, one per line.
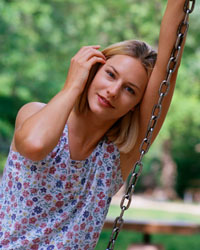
106, 82, 121, 98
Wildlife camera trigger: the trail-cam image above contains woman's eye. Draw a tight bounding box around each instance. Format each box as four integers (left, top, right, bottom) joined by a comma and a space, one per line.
125, 86, 135, 94
106, 70, 115, 79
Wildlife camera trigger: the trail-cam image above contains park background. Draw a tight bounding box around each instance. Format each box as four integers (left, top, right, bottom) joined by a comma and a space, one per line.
0, 0, 200, 249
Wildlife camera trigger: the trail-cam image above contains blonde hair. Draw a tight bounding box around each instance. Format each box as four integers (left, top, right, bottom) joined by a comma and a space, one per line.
75, 40, 157, 153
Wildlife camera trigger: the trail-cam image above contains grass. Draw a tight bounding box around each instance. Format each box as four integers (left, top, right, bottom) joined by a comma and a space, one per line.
96, 230, 200, 250
107, 204, 200, 223
95, 204, 200, 249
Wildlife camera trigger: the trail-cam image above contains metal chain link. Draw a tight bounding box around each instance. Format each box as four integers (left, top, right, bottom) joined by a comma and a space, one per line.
106, 1, 195, 249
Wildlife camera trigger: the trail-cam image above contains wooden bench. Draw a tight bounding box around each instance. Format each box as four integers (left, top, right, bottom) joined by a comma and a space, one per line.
103, 218, 200, 249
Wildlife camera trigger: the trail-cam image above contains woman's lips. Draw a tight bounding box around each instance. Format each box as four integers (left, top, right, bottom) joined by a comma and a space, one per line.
97, 95, 115, 108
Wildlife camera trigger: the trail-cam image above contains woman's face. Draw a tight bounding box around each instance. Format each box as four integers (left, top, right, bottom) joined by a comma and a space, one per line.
87, 54, 148, 122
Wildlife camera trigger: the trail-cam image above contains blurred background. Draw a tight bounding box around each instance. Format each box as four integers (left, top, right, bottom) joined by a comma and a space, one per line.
0, 0, 200, 249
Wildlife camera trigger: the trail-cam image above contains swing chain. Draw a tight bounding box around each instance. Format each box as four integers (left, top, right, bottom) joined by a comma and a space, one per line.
106, 1, 195, 249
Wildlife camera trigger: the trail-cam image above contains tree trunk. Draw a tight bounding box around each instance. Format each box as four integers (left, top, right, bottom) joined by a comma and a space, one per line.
160, 139, 177, 200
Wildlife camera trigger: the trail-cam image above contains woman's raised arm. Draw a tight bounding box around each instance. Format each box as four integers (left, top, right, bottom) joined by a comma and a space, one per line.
121, 0, 189, 177
139, 0, 188, 139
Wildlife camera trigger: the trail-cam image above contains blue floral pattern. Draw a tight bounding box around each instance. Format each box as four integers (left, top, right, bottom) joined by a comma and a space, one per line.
0, 124, 123, 250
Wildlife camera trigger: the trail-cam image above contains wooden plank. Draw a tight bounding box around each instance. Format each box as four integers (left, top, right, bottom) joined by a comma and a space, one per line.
103, 219, 200, 235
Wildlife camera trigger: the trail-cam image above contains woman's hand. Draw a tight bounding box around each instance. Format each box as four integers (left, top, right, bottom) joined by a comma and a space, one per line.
63, 45, 106, 94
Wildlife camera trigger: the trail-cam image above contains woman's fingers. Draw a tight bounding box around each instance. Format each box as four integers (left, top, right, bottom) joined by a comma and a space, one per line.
83, 49, 106, 62
85, 56, 105, 70
82, 51, 106, 68
71, 46, 106, 72
75, 46, 106, 63
79, 45, 101, 51
64, 45, 106, 94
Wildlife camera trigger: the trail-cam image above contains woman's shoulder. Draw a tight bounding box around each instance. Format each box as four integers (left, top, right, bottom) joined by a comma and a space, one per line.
11, 102, 46, 153
15, 102, 46, 130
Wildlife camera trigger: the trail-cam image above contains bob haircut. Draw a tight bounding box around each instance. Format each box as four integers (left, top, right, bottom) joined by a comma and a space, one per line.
74, 40, 157, 153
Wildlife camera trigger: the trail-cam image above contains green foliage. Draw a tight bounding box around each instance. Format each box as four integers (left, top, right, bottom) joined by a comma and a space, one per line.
0, 153, 7, 174
96, 230, 200, 250
158, 92, 200, 197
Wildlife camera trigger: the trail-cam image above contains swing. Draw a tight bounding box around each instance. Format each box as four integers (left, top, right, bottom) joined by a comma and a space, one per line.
106, 1, 196, 249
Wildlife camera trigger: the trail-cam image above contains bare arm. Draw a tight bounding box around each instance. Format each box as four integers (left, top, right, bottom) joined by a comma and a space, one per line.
139, 0, 187, 142
121, 0, 188, 178
14, 89, 80, 161
14, 46, 106, 161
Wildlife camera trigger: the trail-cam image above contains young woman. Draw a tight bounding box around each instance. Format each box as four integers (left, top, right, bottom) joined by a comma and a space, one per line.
0, 1, 187, 249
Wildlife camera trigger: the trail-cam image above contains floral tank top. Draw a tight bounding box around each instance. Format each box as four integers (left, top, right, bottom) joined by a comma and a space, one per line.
0, 124, 124, 250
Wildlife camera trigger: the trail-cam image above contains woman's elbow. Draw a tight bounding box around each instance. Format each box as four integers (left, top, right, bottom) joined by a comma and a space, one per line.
15, 132, 46, 161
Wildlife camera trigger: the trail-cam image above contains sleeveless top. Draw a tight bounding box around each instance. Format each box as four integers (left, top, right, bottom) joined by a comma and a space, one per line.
0, 124, 124, 250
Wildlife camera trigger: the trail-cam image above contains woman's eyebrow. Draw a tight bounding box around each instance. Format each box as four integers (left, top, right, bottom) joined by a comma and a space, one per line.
107, 65, 140, 90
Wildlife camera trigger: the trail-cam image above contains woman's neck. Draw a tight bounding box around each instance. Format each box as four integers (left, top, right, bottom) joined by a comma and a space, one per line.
70, 110, 114, 140
67, 110, 115, 159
